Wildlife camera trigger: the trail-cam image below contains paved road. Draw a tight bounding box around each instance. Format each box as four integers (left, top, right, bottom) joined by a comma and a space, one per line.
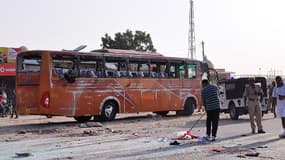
0, 112, 283, 160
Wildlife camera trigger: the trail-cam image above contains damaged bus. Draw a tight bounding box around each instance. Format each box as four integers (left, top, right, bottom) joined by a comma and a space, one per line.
16, 49, 215, 122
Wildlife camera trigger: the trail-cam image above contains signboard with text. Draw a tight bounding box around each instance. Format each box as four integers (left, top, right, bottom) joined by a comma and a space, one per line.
0, 47, 22, 76
0, 64, 16, 76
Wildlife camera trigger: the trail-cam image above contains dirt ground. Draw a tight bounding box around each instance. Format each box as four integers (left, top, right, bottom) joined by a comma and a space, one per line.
0, 112, 284, 160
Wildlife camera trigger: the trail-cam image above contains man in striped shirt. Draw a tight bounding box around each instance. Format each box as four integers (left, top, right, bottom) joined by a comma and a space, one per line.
201, 79, 221, 141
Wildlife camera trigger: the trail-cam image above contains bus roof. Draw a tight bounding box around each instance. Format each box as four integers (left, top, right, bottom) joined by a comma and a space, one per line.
218, 76, 266, 84
18, 49, 203, 64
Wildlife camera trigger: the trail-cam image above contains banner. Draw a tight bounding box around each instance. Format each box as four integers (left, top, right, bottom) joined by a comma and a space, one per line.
0, 64, 16, 76
0, 47, 21, 64
0, 47, 8, 63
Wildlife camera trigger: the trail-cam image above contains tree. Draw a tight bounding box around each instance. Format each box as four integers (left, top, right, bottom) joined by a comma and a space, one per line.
101, 29, 156, 52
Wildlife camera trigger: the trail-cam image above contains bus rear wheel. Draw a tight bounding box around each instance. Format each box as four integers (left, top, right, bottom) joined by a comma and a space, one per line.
100, 101, 117, 121
74, 116, 92, 122
176, 99, 196, 116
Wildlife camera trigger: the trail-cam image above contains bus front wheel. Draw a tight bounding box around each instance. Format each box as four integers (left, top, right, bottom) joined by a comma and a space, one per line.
101, 101, 117, 121
176, 99, 196, 116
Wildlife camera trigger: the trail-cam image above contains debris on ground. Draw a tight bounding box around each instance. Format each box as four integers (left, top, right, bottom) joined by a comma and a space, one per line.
237, 154, 246, 158
257, 145, 268, 148
158, 137, 169, 142
173, 130, 199, 140
83, 130, 98, 136
211, 148, 222, 153
245, 152, 260, 157
86, 122, 103, 127
17, 130, 26, 134
79, 123, 88, 128
79, 122, 103, 128
14, 152, 32, 158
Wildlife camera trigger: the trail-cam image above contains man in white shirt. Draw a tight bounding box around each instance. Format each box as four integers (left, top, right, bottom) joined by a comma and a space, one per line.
272, 76, 285, 138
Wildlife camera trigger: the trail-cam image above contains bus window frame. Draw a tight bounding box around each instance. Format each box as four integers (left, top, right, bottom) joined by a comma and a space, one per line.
17, 53, 42, 73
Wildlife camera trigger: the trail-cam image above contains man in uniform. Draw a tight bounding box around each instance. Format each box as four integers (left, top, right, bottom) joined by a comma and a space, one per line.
243, 77, 266, 134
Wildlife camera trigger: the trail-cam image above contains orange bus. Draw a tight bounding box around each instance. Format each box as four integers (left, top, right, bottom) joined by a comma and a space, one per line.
16, 49, 216, 122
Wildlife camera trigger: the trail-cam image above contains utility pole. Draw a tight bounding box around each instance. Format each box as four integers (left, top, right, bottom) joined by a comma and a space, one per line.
201, 41, 205, 61
188, 0, 196, 59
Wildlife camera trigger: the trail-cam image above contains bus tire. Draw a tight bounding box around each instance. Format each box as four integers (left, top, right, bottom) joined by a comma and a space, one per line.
154, 111, 169, 116
74, 116, 92, 122
101, 100, 117, 121
229, 102, 239, 120
176, 98, 196, 116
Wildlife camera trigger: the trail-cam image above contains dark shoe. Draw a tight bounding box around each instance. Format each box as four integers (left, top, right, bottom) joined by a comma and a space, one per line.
252, 129, 256, 134
258, 130, 266, 134
170, 140, 180, 145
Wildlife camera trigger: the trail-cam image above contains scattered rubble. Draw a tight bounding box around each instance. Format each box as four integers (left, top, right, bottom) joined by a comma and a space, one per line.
79, 122, 103, 128
14, 152, 32, 158
245, 152, 260, 157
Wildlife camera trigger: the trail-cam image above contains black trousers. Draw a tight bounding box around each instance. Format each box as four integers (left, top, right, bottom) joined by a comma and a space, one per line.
206, 108, 220, 137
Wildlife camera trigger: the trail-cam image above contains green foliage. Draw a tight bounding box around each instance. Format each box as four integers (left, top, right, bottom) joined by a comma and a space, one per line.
101, 29, 156, 52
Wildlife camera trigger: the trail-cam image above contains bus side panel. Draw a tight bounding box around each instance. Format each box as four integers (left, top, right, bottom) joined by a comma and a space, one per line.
50, 78, 128, 116
49, 87, 78, 116
109, 79, 138, 113
167, 79, 184, 110
16, 72, 41, 114
183, 79, 202, 108
50, 79, 101, 116
139, 79, 156, 111
156, 79, 172, 111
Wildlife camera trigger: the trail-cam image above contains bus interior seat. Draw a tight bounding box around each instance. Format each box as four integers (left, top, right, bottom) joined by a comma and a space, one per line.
150, 72, 157, 78
132, 72, 137, 77
80, 70, 88, 77
159, 73, 165, 78
127, 71, 133, 77
114, 71, 121, 77
137, 71, 144, 77
104, 71, 109, 77
120, 71, 127, 77
87, 70, 96, 77
95, 71, 102, 77
55, 68, 64, 78
164, 73, 168, 78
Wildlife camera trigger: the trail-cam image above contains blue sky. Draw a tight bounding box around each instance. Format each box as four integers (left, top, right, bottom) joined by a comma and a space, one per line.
1, 0, 285, 75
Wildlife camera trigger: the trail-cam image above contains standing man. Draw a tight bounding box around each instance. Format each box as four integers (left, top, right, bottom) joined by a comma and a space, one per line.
269, 81, 277, 118
201, 79, 221, 141
10, 89, 18, 119
272, 76, 285, 138
243, 77, 266, 134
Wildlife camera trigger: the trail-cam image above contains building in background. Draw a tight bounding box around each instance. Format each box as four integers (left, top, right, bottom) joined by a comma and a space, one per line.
216, 68, 234, 80
0, 46, 27, 103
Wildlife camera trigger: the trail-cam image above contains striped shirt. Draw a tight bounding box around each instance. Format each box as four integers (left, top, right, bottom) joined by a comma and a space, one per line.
201, 84, 221, 111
